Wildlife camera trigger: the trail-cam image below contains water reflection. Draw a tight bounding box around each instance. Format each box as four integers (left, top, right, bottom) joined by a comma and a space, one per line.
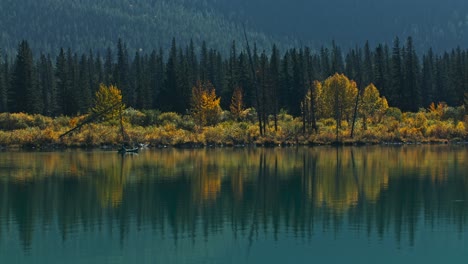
0, 146, 467, 256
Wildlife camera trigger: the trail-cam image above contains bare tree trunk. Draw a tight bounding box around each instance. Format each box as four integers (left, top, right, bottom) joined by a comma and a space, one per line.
243, 25, 263, 136
351, 86, 362, 138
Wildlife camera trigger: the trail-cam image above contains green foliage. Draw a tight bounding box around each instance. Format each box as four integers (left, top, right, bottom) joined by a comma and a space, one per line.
157, 112, 182, 126
441, 106, 465, 122
124, 108, 146, 126
385, 107, 403, 121
141, 110, 161, 126
0, 113, 52, 130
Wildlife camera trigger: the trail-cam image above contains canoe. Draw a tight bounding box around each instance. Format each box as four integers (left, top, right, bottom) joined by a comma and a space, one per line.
118, 147, 139, 154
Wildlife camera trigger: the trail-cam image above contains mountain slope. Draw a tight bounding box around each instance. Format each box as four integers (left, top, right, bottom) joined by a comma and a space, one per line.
210, 0, 468, 51
0, 0, 287, 55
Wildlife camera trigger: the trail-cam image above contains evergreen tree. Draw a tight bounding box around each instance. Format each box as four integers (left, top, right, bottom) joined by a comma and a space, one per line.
374, 44, 389, 97
164, 38, 180, 112
115, 39, 130, 105
331, 41, 344, 74
11, 41, 41, 113
104, 48, 113, 86
279, 51, 291, 111
421, 49, 435, 106
38, 54, 57, 115
362, 41, 374, 87
403, 36, 421, 111
55, 48, 68, 115
66, 49, 80, 115
0, 51, 6, 112
200, 41, 208, 82
78, 54, 92, 113
389, 37, 403, 109
148, 49, 164, 109
222, 41, 239, 108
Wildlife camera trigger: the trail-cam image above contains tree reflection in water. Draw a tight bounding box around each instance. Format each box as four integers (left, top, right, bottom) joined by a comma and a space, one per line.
0, 146, 467, 251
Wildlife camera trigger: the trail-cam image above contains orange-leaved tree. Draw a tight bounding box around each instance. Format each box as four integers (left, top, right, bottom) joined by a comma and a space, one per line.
191, 81, 221, 127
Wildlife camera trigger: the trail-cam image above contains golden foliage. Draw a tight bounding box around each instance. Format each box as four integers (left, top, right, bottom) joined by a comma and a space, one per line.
427, 102, 447, 120
359, 83, 388, 125
91, 84, 126, 121
191, 81, 222, 127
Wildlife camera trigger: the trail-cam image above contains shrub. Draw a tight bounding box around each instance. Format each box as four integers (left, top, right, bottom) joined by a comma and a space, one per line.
141, 109, 161, 126
386, 107, 402, 121
124, 108, 146, 126
177, 115, 196, 131
203, 126, 225, 145
158, 112, 182, 126
442, 106, 465, 122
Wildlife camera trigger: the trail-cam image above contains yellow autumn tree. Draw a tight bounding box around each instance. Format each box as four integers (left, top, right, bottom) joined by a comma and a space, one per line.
91, 84, 126, 122
191, 81, 221, 127
230, 87, 244, 121
321, 74, 358, 139
359, 83, 389, 129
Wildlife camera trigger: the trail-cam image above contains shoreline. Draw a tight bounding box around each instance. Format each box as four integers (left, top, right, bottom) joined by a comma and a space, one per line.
1, 138, 466, 151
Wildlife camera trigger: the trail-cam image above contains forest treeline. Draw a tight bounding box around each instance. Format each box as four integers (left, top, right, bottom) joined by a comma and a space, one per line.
1, 37, 467, 118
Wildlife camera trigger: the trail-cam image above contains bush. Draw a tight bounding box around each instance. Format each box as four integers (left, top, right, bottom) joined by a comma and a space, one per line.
177, 115, 196, 131
386, 107, 402, 121
0, 113, 53, 130
442, 106, 465, 122
124, 108, 146, 126
141, 110, 161, 126
158, 112, 182, 126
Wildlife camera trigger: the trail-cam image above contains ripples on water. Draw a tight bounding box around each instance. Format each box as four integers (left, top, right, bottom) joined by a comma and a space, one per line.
0, 146, 468, 263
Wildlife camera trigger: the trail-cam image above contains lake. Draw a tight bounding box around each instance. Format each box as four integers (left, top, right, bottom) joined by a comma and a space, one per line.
0, 146, 468, 263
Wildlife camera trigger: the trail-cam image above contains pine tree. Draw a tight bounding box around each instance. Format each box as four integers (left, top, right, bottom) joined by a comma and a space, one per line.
78, 54, 92, 113
389, 37, 403, 109
362, 41, 374, 87
0, 51, 6, 112
403, 36, 421, 112
66, 49, 80, 115
115, 39, 130, 105
11, 40, 41, 113
38, 54, 57, 115
331, 41, 344, 74
148, 49, 164, 109
164, 38, 179, 112
104, 47, 113, 86
55, 48, 68, 115
374, 44, 388, 97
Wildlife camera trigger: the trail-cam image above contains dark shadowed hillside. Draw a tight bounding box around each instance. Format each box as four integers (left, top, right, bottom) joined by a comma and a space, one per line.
0, 0, 466, 54
0, 0, 290, 55
210, 0, 468, 51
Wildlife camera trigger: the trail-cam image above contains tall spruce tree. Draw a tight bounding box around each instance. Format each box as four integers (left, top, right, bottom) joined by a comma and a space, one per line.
164, 38, 180, 112
0, 51, 6, 112
11, 41, 41, 113
389, 37, 403, 109
37, 54, 57, 115
403, 36, 421, 111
